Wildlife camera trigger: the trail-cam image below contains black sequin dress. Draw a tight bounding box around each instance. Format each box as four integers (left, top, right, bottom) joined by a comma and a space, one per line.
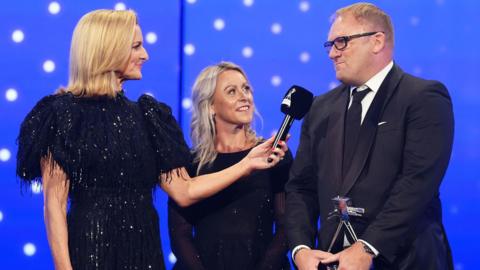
168, 149, 292, 270
16, 92, 190, 270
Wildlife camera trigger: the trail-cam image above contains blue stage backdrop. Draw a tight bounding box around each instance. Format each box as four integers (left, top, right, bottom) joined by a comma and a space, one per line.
0, 1, 478, 269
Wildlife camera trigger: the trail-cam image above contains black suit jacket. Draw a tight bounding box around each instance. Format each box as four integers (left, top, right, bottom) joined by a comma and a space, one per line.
285, 64, 454, 269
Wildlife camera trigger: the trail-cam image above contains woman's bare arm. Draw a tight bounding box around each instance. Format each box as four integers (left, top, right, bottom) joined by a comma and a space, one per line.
161, 136, 287, 207
41, 157, 72, 270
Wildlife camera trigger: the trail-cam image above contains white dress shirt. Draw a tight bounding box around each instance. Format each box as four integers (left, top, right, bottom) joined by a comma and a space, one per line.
349, 61, 394, 124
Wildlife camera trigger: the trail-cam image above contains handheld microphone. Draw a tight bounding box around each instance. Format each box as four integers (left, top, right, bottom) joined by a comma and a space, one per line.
269, 85, 313, 161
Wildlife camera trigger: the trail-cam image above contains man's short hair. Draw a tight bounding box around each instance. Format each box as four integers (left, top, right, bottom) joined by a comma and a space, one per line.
336, 2, 394, 46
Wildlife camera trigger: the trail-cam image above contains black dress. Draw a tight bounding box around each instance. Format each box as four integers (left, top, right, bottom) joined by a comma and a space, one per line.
168, 148, 292, 270
16, 92, 190, 270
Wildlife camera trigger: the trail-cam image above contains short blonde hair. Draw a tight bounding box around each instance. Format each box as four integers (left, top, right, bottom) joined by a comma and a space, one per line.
190, 62, 261, 175
336, 2, 394, 46
62, 9, 138, 97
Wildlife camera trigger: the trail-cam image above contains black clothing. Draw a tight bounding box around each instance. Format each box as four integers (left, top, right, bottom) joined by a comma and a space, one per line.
17, 92, 190, 270
169, 148, 292, 270
285, 64, 454, 269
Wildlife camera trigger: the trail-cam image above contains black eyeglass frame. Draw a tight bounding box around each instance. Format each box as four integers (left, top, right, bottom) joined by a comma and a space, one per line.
323, 31, 383, 52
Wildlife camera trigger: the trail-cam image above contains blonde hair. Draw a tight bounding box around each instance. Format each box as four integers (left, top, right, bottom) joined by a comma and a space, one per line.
190, 62, 261, 175
60, 9, 138, 97
336, 2, 394, 47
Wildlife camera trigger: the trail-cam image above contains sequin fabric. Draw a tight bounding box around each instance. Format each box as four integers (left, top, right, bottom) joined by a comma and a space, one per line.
17, 92, 190, 270
168, 149, 293, 270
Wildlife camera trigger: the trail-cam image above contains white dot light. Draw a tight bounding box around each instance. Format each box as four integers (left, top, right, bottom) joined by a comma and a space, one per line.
48, 2, 61, 15
114, 2, 126, 10
271, 75, 282, 87
410, 16, 420, 26
168, 252, 177, 264
6, 88, 18, 102
43, 60, 56, 73
23, 243, 36, 256
186, 0, 197, 4
271, 23, 282, 35
0, 148, 11, 162
329, 81, 339, 89
243, 0, 254, 7
145, 32, 158, 44
144, 92, 155, 97
242, 46, 253, 58
32, 182, 43, 194
182, 98, 192, 110
213, 18, 225, 31
184, 44, 195, 56
299, 52, 310, 63
413, 66, 422, 75
12, 30, 25, 43
299, 1, 310, 12
0, 211, 3, 222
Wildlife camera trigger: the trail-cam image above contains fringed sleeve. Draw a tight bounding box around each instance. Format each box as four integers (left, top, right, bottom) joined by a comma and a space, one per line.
138, 95, 191, 179
16, 95, 66, 185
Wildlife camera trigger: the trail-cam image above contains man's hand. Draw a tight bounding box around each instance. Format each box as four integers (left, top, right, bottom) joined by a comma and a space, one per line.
295, 248, 333, 270
321, 242, 373, 270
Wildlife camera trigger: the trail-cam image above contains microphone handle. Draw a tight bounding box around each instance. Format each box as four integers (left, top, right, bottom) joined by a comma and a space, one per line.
268, 114, 293, 163
273, 114, 293, 148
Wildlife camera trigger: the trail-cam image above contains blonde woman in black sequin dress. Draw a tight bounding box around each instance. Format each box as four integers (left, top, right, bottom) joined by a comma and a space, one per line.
16, 10, 287, 270
168, 62, 292, 270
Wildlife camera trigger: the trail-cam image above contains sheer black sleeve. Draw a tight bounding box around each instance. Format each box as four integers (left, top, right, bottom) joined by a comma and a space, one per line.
168, 199, 206, 270
271, 150, 294, 194
138, 95, 191, 178
256, 150, 293, 269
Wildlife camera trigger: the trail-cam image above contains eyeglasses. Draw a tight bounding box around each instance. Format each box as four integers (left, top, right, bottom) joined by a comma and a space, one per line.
323, 31, 381, 52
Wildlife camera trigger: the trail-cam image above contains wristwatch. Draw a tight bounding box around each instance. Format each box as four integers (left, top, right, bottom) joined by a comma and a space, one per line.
361, 242, 375, 257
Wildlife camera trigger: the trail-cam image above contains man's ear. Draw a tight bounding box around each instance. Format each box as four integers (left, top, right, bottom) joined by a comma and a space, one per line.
372, 32, 386, 54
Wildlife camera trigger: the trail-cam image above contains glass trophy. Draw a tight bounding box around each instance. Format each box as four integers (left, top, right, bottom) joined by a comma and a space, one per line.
324, 196, 364, 270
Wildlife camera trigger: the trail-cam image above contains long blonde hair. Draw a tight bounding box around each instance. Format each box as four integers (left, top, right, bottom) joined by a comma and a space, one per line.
60, 9, 138, 97
190, 62, 261, 175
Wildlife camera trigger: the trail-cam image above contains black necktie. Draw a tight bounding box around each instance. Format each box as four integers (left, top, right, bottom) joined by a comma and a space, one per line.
343, 88, 370, 178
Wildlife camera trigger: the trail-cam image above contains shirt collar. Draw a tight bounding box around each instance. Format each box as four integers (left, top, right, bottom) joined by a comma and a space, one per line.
350, 61, 394, 94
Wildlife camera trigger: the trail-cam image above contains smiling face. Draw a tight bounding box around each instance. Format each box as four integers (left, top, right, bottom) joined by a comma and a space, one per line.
327, 15, 378, 86
210, 70, 254, 128
121, 24, 149, 80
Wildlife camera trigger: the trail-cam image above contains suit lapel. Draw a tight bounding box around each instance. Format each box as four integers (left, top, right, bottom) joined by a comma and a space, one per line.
323, 86, 350, 192
339, 64, 404, 195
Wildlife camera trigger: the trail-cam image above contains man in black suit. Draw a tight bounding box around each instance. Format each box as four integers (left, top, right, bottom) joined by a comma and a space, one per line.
285, 2, 454, 270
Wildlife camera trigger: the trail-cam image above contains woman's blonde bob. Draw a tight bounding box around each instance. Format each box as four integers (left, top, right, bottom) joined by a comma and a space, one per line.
60, 9, 138, 97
